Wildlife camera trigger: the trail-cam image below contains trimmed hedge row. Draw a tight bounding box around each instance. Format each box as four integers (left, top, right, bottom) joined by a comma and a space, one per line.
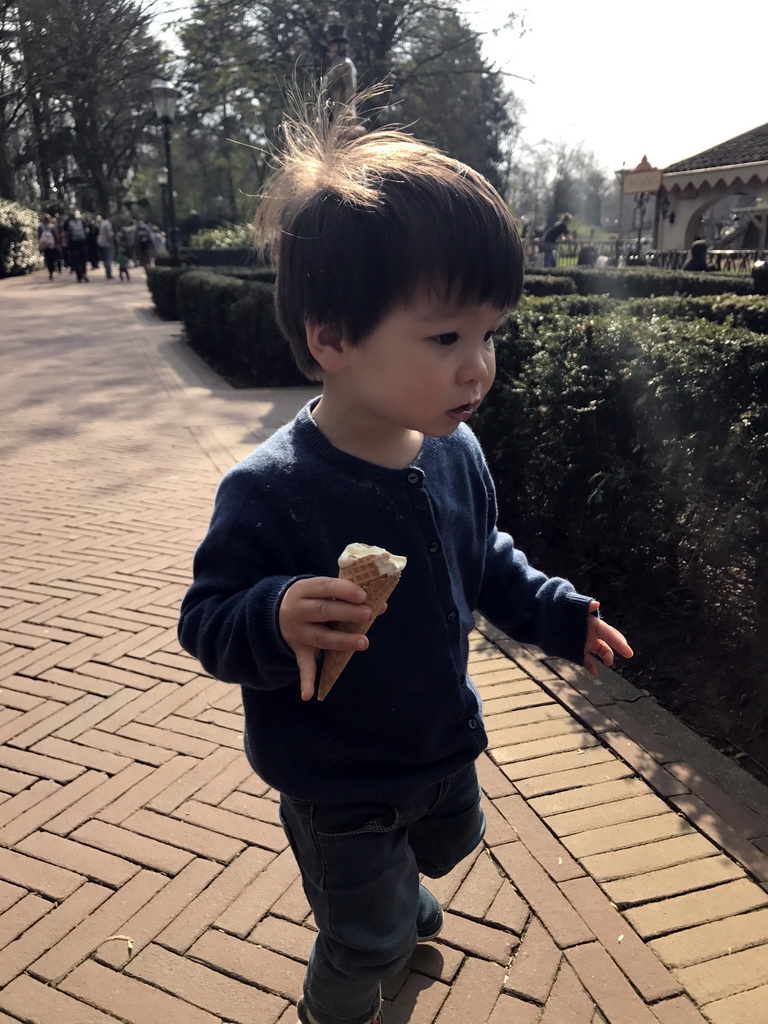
626, 293, 768, 334
146, 264, 276, 320
521, 274, 576, 296
473, 305, 768, 653
524, 265, 755, 297
517, 291, 768, 334
155, 247, 256, 267
176, 271, 304, 387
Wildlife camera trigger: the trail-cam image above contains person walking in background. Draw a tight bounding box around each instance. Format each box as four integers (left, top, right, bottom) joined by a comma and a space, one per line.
37, 215, 60, 280
540, 211, 572, 268
123, 220, 137, 265
97, 215, 116, 279
64, 210, 89, 282
134, 218, 155, 272
86, 216, 100, 271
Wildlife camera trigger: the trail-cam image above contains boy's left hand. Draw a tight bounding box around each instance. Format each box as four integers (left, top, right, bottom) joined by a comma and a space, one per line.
584, 601, 633, 676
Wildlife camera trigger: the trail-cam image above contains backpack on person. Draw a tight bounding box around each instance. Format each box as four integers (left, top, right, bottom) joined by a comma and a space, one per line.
38, 228, 56, 251
68, 218, 86, 242
136, 223, 152, 247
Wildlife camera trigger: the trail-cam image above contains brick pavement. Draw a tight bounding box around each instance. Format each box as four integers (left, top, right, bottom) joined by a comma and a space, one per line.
2, 269, 768, 1024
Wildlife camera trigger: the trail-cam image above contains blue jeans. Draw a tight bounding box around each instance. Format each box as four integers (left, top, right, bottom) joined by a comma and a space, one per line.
100, 245, 114, 278
540, 240, 557, 267
280, 761, 485, 1024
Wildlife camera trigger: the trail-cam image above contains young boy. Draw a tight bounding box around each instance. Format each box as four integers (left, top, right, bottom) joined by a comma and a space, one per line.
117, 249, 130, 282
178, 117, 632, 1024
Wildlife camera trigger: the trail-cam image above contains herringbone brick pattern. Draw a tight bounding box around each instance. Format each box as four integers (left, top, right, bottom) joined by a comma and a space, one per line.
2, 272, 768, 1024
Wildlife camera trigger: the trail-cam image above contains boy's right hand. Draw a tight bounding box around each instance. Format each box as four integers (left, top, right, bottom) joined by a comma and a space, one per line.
279, 577, 374, 701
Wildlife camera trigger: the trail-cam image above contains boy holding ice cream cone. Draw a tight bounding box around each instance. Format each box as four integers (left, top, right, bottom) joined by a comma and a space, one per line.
178, 99, 632, 1024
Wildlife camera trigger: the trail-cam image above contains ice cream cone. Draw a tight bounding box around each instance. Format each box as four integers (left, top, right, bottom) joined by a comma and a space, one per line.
317, 553, 402, 701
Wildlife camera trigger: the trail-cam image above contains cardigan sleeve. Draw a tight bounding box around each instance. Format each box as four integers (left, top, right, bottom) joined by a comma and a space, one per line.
473, 456, 593, 666
177, 469, 308, 690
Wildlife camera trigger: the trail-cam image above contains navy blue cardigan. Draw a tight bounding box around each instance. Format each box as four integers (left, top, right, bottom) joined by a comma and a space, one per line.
178, 400, 592, 803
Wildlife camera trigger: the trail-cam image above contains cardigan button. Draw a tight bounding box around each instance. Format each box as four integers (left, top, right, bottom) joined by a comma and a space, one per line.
428, 541, 439, 553
407, 472, 419, 484
468, 718, 478, 729
446, 610, 457, 623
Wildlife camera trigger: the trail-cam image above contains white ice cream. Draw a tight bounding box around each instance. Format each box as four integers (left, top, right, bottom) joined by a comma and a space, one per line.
338, 542, 407, 575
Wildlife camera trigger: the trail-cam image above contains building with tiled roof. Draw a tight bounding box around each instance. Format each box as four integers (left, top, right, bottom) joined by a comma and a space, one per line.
664, 122, 768, 174
656, 123, 768, 250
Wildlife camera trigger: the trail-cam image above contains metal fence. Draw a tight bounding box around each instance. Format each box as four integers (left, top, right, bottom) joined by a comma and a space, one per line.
646, 249, 767, 273
529, 241, 767, 273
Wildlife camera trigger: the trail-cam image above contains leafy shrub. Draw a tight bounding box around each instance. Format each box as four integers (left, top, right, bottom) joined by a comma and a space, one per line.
517, 293, 611, 318
155, 247, 255, 267
176, 270, 304, 387
146, 266, 188, 320
473, 307, 768, 651
564, 267, 755, 298
189, 224, 254, 249
228, 286, 306, 387
211, 266, 277, 284
522, 265, 754, 297
146, 264, 277, 320
626, 293, 768, 334
0, 199, 43, 278
522, 274, 577, 297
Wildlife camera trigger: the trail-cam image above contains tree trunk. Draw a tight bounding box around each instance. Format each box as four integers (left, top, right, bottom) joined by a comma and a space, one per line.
0, 138, 17, 200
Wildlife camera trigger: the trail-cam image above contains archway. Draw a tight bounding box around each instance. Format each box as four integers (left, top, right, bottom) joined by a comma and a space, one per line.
655, 121, 768, 251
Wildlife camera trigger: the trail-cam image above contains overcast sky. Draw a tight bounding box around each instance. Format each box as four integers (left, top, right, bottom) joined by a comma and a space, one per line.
465, 0, 768, 172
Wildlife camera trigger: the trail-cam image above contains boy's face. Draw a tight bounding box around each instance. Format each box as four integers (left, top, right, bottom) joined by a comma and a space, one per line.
333, 296, 505, 439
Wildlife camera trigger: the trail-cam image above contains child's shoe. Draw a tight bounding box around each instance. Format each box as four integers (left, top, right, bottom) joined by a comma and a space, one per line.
416, 883, 443, 942
297, 997, 383, 1024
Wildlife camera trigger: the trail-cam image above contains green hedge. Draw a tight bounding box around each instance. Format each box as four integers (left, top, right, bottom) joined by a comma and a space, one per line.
146, 264, 276, 321
176, 270, 304, 387
524, 265, 755, 297
473, 307, 768, 651
626, 293, 768, 334
0, 199, 43, 278
146, 266, 187, 319
522, 274, 576, 296
155, 247, 256, 267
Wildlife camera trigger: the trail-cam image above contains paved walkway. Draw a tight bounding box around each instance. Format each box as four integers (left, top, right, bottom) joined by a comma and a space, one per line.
1, 269, 768, 1024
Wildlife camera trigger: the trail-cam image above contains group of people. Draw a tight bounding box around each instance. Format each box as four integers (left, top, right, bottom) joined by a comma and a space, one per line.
37, 212, 165, 283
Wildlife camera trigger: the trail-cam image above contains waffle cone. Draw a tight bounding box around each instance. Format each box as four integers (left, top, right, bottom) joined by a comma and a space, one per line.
317, 554, 401, 701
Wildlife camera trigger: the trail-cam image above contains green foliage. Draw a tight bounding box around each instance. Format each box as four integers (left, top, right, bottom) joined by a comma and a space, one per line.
393, 5, 520, 191
1, 0, 163, 211
173, 0, 522, 220
155, 248, 260, 268
189, 225, 254, 249
626, 294, 768, 334
176, 270, 304, 387
0, 199, 43, 277
147, 263, 276, 320
517, 293, 610, 317
523, 266, 755, 297
522, 274, 577, 297
146, 266, 188, 320
473, 302, 768, 652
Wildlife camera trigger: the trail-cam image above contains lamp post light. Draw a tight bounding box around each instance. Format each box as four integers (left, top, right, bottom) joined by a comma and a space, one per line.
156, 167, 169, 248
150, 80, 181, 266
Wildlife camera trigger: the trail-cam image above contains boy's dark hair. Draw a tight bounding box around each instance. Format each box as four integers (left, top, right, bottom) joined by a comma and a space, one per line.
254, 108, 524, 381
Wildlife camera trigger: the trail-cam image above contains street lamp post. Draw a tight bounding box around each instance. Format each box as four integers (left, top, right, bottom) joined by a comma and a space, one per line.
150, 81, 181, 266
156, 168, 169, 247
